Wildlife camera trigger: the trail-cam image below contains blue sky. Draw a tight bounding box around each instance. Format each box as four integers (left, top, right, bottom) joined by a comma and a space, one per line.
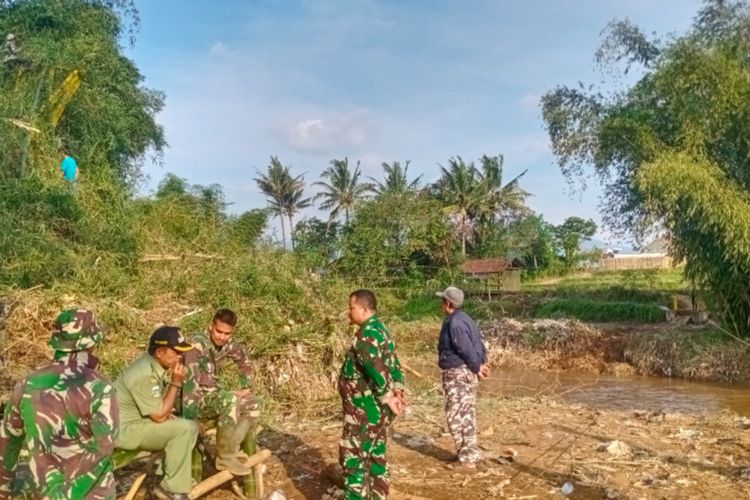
126, 0, 703, 247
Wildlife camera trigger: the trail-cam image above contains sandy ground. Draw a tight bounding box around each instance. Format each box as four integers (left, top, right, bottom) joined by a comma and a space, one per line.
117, 391, 750, 500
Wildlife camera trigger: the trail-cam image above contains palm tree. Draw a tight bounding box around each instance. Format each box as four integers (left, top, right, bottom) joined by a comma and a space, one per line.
254, 156, 307, 248
368, 160, 422, 197
478, 154, 529, 223
435, 157, 486, 257
313, 157, 370, 224
280, 177, 311, 250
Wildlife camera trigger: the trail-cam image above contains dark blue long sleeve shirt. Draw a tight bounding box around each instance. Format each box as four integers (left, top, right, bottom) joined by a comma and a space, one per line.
438, 309, 487, 374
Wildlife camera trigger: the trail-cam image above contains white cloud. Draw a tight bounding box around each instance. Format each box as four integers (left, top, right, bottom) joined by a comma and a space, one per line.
279, 110, 372, 153
208, 41, 228, 56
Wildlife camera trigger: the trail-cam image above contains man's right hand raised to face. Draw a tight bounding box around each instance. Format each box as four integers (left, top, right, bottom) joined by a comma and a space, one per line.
171, 362, 186, 385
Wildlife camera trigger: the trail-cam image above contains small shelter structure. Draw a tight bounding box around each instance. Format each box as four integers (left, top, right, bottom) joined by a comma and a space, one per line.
461, 258, 523, 296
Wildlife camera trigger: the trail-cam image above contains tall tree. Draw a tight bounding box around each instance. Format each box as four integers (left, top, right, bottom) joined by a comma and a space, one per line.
434, 157, 485, 257
280, 175, 311, 250
368, 160, 422, 197
541, 0, 750, 332
555, 217, 597, 264
474, 154, 530, 253
254, 156, 297, 248
0, 0, 164, 186
313, 157, 370, 224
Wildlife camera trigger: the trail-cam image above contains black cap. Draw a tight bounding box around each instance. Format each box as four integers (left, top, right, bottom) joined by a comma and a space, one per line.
149, 326, 193, 352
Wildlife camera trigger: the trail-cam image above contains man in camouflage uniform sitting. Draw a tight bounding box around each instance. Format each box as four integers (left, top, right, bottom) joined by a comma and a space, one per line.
182, 309, 260, 476
338, 289, 406, 499
0, 308, 118, 499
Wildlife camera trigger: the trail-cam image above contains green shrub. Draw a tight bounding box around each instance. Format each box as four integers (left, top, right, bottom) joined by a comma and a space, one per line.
535, 298, 665, 323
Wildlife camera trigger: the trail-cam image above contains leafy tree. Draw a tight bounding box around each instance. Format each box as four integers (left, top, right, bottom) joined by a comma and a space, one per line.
0, 0, 165, 187
541, 0, 750, 332
339, 193, 454, 278
155, 173, 225, 217
490, 213, 560, 271
555, 217, 597, 265
231, 209, 268, 247
313, 157, 370, 224
155, 173, 189, 198
368, 160, 422, 197
294, 217, 340, 268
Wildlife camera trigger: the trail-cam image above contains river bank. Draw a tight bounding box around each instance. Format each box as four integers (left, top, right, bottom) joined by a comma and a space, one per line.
475, 318, 750, 385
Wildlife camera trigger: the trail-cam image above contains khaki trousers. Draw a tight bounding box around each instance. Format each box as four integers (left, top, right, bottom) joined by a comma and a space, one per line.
116, 417, 198, 494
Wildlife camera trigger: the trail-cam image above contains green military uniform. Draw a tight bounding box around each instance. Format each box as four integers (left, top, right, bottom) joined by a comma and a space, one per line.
182, 331, 259, 475
181, 332, 259, 425
0, 308, 117, 500
114, 354, 197, 494
338, 315, 405, 500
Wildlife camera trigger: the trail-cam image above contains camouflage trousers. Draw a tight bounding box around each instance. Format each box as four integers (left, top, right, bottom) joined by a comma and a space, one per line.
7, 460, 115, 500
442, 366, 481, 463
338, 377, 392, 500
182, 388, 260, 426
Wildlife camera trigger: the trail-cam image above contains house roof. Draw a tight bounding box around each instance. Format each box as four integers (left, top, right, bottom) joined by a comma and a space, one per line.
462, 259, 510, 274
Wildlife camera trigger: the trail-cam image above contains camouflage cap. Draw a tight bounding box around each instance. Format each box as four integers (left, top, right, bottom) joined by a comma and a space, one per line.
48, 308, 104, 352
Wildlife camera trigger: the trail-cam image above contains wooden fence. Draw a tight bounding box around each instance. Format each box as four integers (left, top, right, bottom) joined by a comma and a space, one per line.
598, 255, 673, 271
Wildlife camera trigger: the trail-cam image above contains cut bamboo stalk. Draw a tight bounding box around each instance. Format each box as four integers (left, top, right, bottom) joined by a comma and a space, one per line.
401, 361, 424, 379
123, 473, 146, 500
188, 449, 271, 499
254, 463, 265, 499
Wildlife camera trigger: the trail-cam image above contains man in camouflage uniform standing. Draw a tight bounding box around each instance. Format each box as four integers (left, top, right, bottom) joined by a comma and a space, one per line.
0, 308, 118, 499
436, 287, 489, 469
182, 309, 259, 476
338, 289, 405, 499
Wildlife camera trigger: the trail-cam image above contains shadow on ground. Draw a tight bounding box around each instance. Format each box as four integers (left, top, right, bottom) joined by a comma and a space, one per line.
259, 428, 329, 499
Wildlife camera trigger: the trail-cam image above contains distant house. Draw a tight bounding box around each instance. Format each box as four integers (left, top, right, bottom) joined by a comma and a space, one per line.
461, 258, 523, 294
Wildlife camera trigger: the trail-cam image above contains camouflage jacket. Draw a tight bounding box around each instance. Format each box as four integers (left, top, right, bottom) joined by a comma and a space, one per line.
339, 315, 405, 401
183, 332, 253, 394
0, 351, 118, 500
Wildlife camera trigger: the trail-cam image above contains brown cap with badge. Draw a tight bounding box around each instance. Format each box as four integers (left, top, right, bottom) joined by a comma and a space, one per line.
149, 325, 193, 352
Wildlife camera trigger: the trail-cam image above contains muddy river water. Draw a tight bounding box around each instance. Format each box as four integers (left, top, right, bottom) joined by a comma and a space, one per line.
413, 363, 750, 417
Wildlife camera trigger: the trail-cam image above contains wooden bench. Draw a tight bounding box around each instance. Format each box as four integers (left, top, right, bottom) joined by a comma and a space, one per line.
114, 423, 270, 499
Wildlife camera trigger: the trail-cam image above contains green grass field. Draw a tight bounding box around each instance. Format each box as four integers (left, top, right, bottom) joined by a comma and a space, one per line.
534, 298, 666, 323
399, 269, 686, 322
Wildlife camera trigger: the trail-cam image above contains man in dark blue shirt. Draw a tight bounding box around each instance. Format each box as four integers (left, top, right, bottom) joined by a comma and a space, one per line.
436, 286, 489, 469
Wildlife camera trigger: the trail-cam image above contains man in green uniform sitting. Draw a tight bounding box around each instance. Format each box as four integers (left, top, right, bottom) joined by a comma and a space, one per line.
182, 309, 260, 476
0, 308, 118, 499
114, 326, 197, 500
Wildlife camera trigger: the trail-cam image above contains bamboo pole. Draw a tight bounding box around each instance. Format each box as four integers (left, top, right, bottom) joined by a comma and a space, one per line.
243, 427, 259, 498
254, 463, 265, 499
123, 473, 146, 500
187, 449, 271, 499
400, 361, 424, 379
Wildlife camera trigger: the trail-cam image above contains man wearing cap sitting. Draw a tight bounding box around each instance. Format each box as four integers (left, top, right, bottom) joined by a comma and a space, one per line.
436, 286, 489, 469
0, 308, 118, 499
181, 308, 260, 476
113, 326, 197, 500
